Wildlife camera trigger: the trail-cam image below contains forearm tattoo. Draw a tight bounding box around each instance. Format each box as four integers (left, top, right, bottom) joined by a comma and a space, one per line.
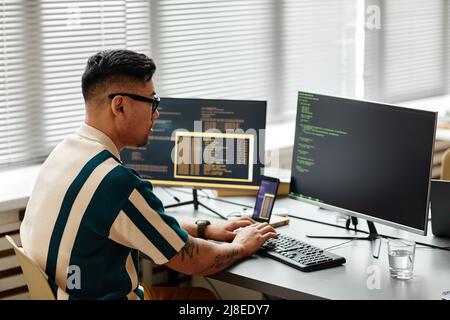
207, 249, 240, 271
180, 236, 240, 273
180, 236, 199, 261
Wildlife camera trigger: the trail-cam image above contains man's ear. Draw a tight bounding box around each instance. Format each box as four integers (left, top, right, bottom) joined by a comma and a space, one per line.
110, 96, 124, 117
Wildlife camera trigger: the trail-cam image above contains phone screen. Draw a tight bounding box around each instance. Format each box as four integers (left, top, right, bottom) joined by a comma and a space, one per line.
252, 177, 279, 222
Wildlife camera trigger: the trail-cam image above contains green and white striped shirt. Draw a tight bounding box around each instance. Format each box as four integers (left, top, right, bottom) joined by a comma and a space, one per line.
20, 123, 188, 300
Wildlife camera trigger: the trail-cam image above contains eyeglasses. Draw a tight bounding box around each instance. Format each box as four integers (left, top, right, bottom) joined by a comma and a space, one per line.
108, 93, 160, 113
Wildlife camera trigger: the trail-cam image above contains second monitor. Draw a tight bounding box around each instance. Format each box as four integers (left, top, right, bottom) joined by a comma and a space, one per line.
121, 97, 266, 190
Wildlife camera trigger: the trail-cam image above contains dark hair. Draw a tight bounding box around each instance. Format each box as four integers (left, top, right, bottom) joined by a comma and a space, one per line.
81, 49, 156, 101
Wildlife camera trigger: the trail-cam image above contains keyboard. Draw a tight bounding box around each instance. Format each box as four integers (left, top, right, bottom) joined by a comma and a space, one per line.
259, 233, 346, 272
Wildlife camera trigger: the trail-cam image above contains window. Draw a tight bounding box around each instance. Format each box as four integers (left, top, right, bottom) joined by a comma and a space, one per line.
153, 0, 360, 119
1, 1, 448, 167
151, 0, 275, 112
1, 0, 151, 167
364, 0, 447, 103
279, 1, 361, 116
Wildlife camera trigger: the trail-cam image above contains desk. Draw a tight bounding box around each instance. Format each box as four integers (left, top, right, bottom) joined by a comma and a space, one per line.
1, 166, 449, 300
159, 188, 450, 300
0, 164, 40, 212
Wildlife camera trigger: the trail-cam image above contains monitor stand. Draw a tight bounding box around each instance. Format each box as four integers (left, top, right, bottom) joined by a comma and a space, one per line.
306, 220, 381, 258
164, 189, 228, 220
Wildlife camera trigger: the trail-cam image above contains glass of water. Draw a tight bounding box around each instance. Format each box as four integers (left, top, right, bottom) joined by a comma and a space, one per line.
388, 239, 416, 280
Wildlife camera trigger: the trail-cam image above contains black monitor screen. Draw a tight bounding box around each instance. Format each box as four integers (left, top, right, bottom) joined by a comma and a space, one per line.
290, 92, 436, 234
121, 97, 266, 189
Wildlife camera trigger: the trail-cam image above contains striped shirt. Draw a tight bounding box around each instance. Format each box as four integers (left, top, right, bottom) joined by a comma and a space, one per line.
20, 123, 188, 300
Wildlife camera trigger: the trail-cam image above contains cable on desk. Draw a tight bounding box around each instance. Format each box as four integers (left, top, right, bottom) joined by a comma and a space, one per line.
198, 189, 211, 199
324, 239, 355, 251
169, 187, 366, 229
163, 187, 450, 252
160, 187, 181, 203
226, 211, 244, 218
289, 214, 450, 252
170, 188, 253, 208
288, 214, 369, 234
209, 197, 253, 209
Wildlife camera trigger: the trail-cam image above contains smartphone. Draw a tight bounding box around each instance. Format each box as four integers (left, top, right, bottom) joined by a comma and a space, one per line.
251, 176, 280, 223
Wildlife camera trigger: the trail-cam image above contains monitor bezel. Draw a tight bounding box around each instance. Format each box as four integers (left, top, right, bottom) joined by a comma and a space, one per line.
289, 91, 438, 236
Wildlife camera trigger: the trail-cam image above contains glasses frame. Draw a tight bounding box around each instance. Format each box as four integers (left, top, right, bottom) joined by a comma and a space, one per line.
108, 92, 160, 113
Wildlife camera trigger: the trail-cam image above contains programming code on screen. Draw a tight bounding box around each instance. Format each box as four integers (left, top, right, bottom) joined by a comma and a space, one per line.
174, 131, 253, 182
290, 92, 436, 232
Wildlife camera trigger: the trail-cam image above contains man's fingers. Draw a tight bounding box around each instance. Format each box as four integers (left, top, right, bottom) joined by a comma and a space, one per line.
261, 232, 278, 242
238, 216, 256, 224
258, 225, 276, 235
255, 222, 270, 230
223, 231, 237, 241
230, 219, 253, 229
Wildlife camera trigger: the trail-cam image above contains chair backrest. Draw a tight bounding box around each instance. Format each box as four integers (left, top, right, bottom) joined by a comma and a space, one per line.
441, 149, 450, 180
5, 235, 55, 300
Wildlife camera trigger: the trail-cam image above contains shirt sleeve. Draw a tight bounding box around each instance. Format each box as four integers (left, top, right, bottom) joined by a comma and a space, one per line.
108, 179, 188, 264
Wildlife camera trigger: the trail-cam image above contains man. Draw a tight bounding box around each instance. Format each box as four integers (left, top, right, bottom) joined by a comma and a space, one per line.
20, 49, 277, 300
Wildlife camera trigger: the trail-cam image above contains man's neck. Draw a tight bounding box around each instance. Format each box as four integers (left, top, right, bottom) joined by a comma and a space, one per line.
84, 119, 123, 152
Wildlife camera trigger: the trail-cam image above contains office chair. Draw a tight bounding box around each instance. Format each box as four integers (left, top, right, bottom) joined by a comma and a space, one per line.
5, 235, 55, 300
441, 149, 450, 180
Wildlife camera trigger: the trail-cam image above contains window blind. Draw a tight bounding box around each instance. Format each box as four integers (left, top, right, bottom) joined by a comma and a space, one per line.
280, 0, 359, 117
365, 0, 445, 103
152, 0, 275, 112
4, 1, 445, 168
153, 0, 360, 120
1, 0, 31, 166
0, 0, 151, 167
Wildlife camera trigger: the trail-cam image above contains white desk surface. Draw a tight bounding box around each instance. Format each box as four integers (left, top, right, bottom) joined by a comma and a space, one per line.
0, 164, 40, 212
160, 188, 450, 300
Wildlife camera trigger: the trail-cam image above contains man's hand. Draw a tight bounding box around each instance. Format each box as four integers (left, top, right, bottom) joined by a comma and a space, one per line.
166, 220, 277, 276
232, 222, 278, 256
205, 217, 256, 242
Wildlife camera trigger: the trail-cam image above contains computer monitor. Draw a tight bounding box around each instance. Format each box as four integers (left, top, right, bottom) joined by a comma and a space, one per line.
121, 97, 265, 188
290, 91, 437, 239
120, 97, 266, 219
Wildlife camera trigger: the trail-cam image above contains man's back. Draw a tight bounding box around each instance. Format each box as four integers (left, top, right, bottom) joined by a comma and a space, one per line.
20, 124, 188, 299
